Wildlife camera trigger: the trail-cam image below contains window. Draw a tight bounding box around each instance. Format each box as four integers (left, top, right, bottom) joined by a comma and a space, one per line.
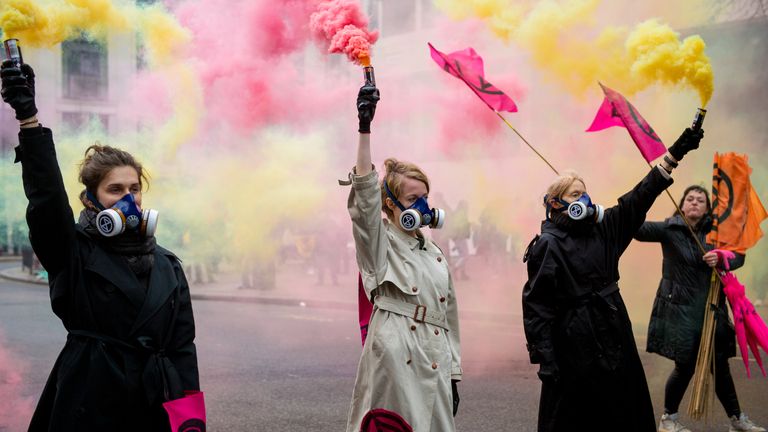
61, 112, 110, 133
62, 38, 108, 100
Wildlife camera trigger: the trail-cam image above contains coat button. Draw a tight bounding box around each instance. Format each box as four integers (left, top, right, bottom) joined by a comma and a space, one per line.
440, 297, 446, 303
410, 325, 416, 331
412, 287, 418, 293
437, 256, 443, 262
432, 362, 438, 370
434, 329, 439, 335
407, 359, 412, 365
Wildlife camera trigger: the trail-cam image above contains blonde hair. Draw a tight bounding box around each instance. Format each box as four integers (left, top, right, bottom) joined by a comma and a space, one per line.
543, 170, 585, 207
380, 158, 430, 219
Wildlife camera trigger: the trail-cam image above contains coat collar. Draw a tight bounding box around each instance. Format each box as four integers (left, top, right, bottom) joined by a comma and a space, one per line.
129, 247, 179, 336
667, 214, 688, 227
541, 220, 568, 239
82, 234, 146, 311
385, 219, 425, 250
79, 228, 179, 335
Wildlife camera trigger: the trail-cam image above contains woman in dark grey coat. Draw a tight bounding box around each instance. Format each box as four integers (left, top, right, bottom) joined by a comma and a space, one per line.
635, 185, 764, 432
522, 127, 703, 432
2, 60, 199, 431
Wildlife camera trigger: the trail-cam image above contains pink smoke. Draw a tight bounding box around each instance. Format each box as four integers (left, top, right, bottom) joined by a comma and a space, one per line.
309, 0, 379, 64
130, 0, 349, 136
433, 74, 528, 156
0, 332, 34, 430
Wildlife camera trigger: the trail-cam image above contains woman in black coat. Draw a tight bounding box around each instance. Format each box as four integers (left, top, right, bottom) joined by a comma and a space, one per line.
522, 127, 702, 432
2, 61, 199, 431
635, 186, 764, 432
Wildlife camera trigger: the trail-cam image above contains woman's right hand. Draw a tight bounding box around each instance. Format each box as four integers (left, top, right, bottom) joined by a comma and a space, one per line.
0, 60, 37, 121
667, 127, 704, 161
357, 84, 379, 134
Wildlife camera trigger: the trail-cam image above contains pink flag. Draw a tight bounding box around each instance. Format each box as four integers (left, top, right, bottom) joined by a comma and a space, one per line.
163, 391, 206, 431
428, 42, 517, 113
721, 272, 768, 377
586, 83, 666, 163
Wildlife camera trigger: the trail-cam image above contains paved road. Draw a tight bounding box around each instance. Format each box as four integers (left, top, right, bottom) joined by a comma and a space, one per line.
1, 261, 766, 431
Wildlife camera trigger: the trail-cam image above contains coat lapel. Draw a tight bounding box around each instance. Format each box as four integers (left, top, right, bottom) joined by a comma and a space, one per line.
129, 249, 179, 336
84, 248, 146, 310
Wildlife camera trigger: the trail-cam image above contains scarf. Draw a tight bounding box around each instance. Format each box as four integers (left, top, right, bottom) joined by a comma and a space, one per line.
78, 208, 157, 276
550, 211, 596, 235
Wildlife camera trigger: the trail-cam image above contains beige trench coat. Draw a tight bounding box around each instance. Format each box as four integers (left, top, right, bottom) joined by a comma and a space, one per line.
345, 169, 462, 432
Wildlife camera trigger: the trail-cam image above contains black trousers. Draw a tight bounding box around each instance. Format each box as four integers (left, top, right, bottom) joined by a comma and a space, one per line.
664, 358, 741, 417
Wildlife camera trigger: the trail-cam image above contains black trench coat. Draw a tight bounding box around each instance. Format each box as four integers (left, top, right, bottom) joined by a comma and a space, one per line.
15, 127, 199, 432
635, 215, 742, 364
522, 167, 672, 432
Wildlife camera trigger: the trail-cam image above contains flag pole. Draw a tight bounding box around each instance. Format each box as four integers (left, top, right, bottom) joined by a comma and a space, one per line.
644, 160, 719, 420
496, 111, 559, 175
648, 161, 709, 255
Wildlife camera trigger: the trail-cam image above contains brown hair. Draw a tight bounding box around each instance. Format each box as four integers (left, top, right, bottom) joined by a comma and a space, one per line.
543, 170, 586, 208
380, 158, 430, 219
78, 144, 149, 207
674, 185, 712, 231
675, 185, 711, 216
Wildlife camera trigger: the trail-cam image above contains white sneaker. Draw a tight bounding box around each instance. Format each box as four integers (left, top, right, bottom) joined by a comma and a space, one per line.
730, 413, 767, 432
659, 413, 692, 432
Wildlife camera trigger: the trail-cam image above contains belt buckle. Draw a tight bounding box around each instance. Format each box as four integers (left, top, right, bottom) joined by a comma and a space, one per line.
413, 305, 427, 323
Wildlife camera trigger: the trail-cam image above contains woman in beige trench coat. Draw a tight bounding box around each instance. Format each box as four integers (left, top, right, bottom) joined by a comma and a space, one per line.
344, 84, 462, 432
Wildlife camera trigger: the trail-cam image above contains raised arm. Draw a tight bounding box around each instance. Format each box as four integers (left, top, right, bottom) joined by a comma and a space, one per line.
355, 85, 378, 176
349, 84, 386, 297
2, 61, 76, 276
605, 127, 704, 253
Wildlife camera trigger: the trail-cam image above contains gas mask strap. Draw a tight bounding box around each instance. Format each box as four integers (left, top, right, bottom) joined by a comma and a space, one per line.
384, 182, 407, 212
544, 194, 567, 220
85, 190, 106, 211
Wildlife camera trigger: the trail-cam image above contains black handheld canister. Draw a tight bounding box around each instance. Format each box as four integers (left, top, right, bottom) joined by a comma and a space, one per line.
361, 56, 375, 87
691, 107, 706, 131
3, 39, 23, 68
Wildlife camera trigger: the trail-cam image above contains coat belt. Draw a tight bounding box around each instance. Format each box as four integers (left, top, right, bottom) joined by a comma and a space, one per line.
68, 329, 182, 405
373, 295, 449, 330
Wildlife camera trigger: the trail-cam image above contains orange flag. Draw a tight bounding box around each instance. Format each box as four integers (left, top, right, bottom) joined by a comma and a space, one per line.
707, 153, 768, 253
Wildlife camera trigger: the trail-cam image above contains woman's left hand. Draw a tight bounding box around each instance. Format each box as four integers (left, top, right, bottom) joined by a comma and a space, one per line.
703, 251, 719, 268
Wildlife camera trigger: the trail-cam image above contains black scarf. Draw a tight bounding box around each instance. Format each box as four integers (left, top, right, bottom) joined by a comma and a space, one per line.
550, 211, 596, 235
78, 209, 157, 276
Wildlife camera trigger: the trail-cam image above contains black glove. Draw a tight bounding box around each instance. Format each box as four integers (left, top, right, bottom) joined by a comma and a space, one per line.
667, 127, 704, 161
357, 84, 379, 134
451, 379, 460, 417
537, 362, 559, 384
1, 60, 37, 120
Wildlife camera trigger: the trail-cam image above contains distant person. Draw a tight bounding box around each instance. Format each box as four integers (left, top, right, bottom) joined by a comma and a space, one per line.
635, 185, 765, 432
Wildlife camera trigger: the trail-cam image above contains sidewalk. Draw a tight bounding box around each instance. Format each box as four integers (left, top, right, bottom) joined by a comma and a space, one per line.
0, 257, 522, 324
0, 258, 357, 310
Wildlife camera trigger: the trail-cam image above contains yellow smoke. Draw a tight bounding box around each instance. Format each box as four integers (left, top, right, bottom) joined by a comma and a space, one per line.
154, 129, 331, 263
155, 64, 204, 156
0, 0, 189, 65
434, 0, 714, 105
0, 0, 201, 152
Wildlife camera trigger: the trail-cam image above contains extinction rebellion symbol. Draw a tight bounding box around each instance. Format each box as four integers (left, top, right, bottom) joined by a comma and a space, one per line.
98, 214, 114, 234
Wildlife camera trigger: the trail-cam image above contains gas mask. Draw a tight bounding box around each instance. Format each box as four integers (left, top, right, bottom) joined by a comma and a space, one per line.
87, 191, 159, 237
384, 182, 445, 232
547, 192, 604, 223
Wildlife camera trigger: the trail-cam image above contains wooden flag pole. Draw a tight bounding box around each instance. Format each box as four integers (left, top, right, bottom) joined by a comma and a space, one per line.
496, 111, 560, 176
